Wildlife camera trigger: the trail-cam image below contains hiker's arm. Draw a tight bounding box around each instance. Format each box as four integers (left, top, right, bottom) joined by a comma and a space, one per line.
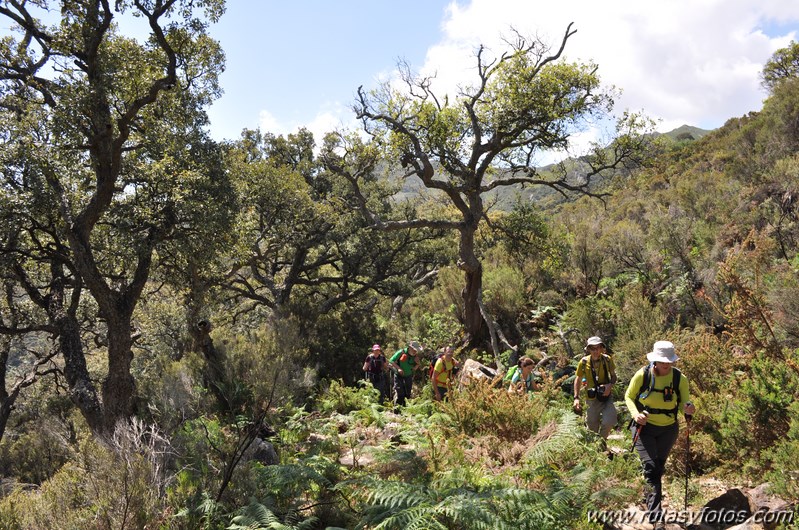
608, 356, 618, 384
573, 361, 584, 408
625, 369, 644, 417
680, 374, 695, 416
388, 354, 403, 375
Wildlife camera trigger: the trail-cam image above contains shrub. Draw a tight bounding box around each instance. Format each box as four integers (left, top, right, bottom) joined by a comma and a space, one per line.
718, 350, 799, 469
0, 420, 173, 530
443, 380, 546, 442
764, 401, 799, 499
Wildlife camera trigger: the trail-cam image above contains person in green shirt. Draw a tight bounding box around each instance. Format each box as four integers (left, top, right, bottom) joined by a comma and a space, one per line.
573, 336, 617, 439
625, 341, 696, 530
389, 340, 424, 406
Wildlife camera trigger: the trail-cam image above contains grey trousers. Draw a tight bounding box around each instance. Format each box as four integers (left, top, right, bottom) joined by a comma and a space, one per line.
586, 398, 618, 439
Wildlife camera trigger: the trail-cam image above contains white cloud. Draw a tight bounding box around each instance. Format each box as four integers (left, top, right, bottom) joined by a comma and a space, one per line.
258, 109, 282, 134
258, 102, 359, 149
417, 0, 799, 132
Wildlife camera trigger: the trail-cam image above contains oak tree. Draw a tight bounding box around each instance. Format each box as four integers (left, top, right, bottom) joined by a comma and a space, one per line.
0, 0, 227, 433
326, 25, 653, 353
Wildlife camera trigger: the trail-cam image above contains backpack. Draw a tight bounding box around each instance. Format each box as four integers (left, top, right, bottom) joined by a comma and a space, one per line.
503, 364, 520, 384
634, 363, 682, 418
428, 353, 443, 380
364, 354, 386, 374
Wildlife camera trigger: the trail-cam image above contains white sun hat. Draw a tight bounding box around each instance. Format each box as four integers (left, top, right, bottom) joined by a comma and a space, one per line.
584, 336, 604, 351
646, 341, 679, 363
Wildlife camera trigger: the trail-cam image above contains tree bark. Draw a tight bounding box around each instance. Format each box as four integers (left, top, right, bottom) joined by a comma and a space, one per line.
58, 315, 104, 432
459, 223, 487, 345
101, 315, 136, 433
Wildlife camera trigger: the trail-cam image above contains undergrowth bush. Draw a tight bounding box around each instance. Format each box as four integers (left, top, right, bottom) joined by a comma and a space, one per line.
717, 350, 799, 473
0, 420, 172, 530
443, 380, 547, 441
764, 400, 799, 499
316, 379, 381, 415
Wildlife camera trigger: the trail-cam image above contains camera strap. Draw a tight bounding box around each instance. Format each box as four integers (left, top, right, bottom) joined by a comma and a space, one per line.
589, 356, 608, 386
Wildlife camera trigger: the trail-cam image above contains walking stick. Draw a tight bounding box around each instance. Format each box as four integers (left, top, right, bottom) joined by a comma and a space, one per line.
629, 411, 649, 452
684, 413, 693, 512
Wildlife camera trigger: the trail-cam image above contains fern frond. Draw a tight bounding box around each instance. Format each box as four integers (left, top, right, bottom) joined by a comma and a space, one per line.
524, 411, 583, 467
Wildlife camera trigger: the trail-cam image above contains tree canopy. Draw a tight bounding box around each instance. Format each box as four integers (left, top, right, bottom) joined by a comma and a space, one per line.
324, 24, 654, 356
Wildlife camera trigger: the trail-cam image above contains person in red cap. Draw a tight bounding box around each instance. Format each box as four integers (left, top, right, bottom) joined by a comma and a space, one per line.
363, 344, 389, 403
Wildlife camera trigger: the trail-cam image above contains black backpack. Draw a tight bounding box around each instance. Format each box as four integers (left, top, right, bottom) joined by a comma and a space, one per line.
634, 363, 682, 418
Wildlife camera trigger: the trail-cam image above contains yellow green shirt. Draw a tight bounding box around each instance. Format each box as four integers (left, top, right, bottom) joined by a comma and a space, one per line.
575, 354, 616, 399
624, 365, 691, 426
433, 358, 455, 388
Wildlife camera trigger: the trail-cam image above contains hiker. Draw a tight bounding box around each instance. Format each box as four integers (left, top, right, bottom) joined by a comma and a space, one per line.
573, 336, 618, 439
389, 340, 424, 406
363, 344, 389, 403
507, 356, 539, 394
431, 345, 458, 401
625, 340, 695, 529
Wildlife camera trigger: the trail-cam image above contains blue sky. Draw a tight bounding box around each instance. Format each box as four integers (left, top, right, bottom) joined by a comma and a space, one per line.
206, 1, 452, 141
203, 0, 799, 145
3, 1, 799, 145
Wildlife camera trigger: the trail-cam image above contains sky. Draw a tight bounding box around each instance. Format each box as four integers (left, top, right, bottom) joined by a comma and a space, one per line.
203, 0, 799, 144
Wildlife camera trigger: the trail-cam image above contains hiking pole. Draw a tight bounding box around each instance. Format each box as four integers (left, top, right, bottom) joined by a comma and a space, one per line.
684, 412, 693, 513
629, 411, 649, 453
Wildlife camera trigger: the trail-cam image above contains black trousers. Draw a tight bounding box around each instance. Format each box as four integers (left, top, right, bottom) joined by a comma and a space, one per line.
631, 421, 679, 523
393, 374, 413, 406
365, 372, 389, 402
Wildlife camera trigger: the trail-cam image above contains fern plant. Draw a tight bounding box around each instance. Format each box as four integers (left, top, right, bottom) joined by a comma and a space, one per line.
348, 472, 580, 530
227, 498, 319, 530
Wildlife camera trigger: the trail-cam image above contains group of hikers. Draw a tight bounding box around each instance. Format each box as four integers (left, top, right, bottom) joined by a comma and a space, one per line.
363, 336, 695, 529
362, 340, 459, 405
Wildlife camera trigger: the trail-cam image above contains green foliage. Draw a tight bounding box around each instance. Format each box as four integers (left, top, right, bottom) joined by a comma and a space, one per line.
351, 473, 576, 530
762, 41, 799, 92
316, 379, 382, 415
482, 253, 528, 322
561, 296, 617, 356
609, 285, 668, 380
718, 351, 799, 466
0, 421, 173, 530
764, 401, 799, 499
211, 319, 312, 412
444, 380, 546, 442
228, 498, 319, 529
0, 406, 74, 484
345, 407, 639, 530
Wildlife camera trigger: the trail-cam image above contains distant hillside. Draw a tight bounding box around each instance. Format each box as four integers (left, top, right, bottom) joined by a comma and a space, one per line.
659, 124, 712, 142
391, 125, 715, 211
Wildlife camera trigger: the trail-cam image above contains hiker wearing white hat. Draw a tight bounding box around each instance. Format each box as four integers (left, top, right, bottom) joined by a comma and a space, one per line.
389, 340, 425, 407
624, 340, 696, 529
573, 336, 618, 439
